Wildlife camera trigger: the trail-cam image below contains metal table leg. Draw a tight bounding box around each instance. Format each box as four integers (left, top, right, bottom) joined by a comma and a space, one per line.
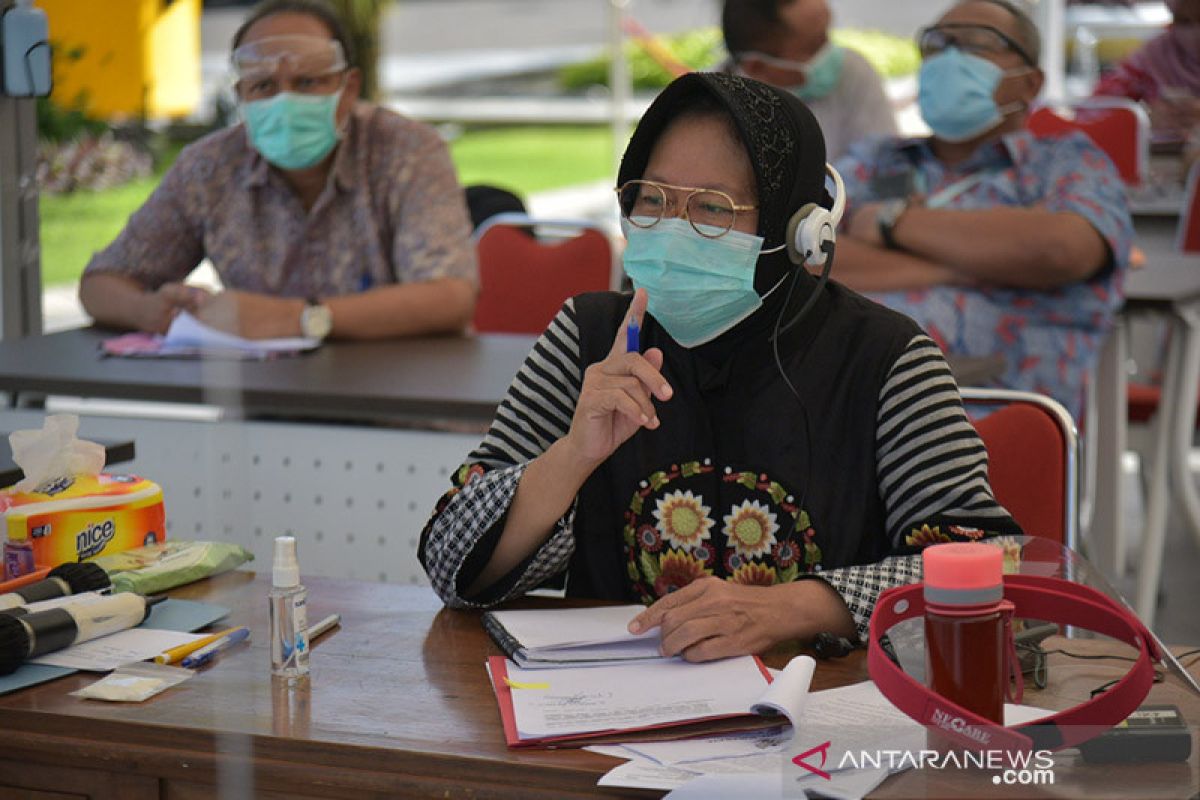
1090, 318, 1127, 579
1134, 304, 1200, 626
1169, 306, 1200, 547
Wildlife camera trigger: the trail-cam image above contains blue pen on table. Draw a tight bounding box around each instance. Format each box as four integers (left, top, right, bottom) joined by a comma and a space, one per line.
626, 317, 640, 354
181, 626, 251, 669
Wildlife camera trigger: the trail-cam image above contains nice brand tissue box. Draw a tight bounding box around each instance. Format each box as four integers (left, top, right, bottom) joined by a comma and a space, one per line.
1, 473, 166, 567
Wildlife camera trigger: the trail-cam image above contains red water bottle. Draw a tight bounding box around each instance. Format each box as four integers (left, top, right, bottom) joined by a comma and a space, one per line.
923, 543, 1019, 747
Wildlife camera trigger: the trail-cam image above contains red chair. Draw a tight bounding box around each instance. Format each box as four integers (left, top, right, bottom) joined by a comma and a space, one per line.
1177, 160, 1200, 255
472, 215, 614, 334
1027, 98, 1149, 186
963, 388, 1080, 549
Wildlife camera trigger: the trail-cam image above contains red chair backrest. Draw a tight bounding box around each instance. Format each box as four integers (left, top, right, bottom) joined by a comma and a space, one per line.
1027, 103, 1145, 186
1179, 161, 1200, 254
972, 403, 1068, 544
473, 225, 612, 334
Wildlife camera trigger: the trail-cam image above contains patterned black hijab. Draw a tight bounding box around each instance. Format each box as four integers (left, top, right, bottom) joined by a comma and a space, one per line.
617, 72, 830, 298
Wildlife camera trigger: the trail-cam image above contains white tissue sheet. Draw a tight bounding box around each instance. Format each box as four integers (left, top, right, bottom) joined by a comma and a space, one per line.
8, 414, 105, 492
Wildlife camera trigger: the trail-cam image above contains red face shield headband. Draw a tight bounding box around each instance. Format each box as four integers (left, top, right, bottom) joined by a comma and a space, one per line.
868, 574, 1162, 753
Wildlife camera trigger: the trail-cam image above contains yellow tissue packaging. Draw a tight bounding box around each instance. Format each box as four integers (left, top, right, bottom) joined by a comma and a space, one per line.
1, 474, 166, 568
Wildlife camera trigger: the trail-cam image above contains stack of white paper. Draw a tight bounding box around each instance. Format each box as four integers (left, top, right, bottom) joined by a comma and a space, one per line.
591, 679, 1055, 800
485, 605, 663, 668
161, 312, 320, 358
489, 654, 778, 745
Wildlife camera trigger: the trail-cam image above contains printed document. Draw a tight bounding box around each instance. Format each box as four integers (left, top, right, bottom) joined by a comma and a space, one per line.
501, 654, 770, 740
30, 628, 204, 671
485, 605, 662, 667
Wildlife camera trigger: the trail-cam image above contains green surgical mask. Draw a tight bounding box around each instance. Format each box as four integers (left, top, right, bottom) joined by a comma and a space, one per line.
242, 90, 342, 171
792, 44, 845, 102
739, 44, 846, 102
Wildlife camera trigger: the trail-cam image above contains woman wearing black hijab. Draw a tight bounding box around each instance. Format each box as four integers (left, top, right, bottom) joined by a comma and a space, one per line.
421, 73, 1019, 660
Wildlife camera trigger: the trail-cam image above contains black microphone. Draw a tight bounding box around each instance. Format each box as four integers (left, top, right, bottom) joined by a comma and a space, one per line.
0, 562, 110, 613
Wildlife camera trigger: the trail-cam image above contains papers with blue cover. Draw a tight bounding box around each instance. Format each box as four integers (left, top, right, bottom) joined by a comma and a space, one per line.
0, 598, 229, 695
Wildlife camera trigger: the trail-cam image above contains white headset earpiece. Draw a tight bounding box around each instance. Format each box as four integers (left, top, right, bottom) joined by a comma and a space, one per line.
785, 163, 847, 267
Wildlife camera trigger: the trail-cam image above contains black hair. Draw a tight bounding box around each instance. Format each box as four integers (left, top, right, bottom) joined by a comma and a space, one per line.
232, 0, 357, 68
957, 0, 1042, 65
465, 185, 527, 231
721, 0, 788, 58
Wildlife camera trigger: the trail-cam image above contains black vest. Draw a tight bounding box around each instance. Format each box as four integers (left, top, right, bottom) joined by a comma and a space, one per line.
565, 282, 924, 602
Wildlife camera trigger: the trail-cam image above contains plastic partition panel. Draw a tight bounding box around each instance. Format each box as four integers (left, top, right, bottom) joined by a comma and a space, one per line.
0, 409, 479, 586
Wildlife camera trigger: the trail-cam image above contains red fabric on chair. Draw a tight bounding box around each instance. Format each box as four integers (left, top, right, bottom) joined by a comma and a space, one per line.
1127, 382, 1161, 424
1027, 104, 1144, 186
1180, 162, 1200, 255
473, 225, 612, 334
1127, 382, 1200, 426
972, 403, 1069, 545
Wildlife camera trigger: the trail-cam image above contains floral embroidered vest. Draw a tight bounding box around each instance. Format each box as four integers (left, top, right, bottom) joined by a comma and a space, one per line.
562, 287, 922, 604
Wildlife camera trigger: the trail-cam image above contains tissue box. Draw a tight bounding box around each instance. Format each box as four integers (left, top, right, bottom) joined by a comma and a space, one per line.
1, 473, 166, 567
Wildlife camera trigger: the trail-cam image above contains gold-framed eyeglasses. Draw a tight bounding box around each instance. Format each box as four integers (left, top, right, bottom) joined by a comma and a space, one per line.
615, 180, 758, 239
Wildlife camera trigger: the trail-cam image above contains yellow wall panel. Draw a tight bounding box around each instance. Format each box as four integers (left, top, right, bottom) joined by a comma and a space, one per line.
41, 0, 199, 120
146, 0, 200, 117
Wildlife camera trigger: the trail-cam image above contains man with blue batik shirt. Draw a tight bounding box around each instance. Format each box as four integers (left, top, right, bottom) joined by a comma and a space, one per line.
832, 0, 1132, 422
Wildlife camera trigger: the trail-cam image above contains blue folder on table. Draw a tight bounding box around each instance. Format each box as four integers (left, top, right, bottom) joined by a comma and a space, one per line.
0, 598, 230, 695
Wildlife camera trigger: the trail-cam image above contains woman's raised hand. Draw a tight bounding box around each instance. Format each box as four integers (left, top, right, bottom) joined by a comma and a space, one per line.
564, 289, 673, 466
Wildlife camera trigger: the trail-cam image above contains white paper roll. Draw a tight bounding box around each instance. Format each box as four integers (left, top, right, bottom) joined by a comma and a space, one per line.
751, 654, 816, 735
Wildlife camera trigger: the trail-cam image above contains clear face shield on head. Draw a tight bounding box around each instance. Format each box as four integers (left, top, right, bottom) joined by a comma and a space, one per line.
231, 35, 351, 171
232, 35, 348, 98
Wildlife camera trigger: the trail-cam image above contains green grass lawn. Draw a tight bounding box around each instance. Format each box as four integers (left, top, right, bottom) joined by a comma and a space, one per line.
38, 125, 615, 288
449, 124, 615, 196
40, 174, 164, 287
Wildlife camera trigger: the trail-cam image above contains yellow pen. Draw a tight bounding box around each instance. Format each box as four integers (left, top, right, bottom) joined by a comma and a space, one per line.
154, 626, 247, 665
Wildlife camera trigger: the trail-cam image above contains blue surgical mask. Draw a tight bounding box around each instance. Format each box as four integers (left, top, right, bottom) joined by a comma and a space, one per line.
917, 48, 1026, 143
242, 90, 342, 170
792, 44, 845, 102
620, 217, 786, 348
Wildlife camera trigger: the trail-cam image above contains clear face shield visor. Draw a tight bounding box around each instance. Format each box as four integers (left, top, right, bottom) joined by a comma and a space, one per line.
231, 35, 347, 84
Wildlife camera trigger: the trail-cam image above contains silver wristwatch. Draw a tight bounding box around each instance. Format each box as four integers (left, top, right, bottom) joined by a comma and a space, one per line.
300, 298, 333, 340
876, 199, 910, 250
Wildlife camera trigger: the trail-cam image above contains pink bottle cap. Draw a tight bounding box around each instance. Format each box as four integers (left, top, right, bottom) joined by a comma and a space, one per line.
922, 542, 1002, 591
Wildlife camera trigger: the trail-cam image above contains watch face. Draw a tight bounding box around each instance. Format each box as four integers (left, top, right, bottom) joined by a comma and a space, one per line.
878, 199, 907, 227
302, 304, 333, 339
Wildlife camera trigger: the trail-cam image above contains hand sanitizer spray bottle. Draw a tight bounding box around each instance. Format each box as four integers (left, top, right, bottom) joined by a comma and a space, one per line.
269, 536, 309, 681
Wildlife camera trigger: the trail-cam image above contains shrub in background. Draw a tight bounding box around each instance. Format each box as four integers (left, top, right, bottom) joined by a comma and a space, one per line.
558, 26, 919, 92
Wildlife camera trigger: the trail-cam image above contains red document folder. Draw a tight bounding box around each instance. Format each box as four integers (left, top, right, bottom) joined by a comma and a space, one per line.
487, 654, 779, 748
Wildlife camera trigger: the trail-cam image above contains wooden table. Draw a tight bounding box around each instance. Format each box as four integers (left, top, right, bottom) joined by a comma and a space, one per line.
0, 571, 1195, 799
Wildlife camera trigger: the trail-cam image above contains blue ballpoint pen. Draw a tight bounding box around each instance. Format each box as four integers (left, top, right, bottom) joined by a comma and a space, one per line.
181, 627, 251, 668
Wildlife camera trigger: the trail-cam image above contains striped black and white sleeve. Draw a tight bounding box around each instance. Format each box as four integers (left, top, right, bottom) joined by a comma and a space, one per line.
819, 334, 1018, 639
419, 300, 585, 608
